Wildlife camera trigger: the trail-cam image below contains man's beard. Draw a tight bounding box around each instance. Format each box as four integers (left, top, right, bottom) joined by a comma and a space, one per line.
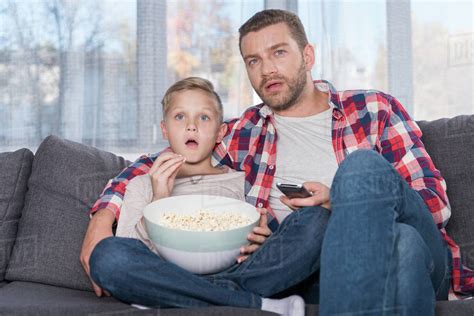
256, 60, 308, 112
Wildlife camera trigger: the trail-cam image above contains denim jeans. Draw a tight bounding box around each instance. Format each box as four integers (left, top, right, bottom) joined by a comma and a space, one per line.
90, 204, 330, 308
319, 150, 452, 316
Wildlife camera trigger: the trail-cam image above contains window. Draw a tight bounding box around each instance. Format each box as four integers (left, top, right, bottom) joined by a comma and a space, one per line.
1, 0, 472, 157
0, 0, 137, 153
299, 0, 388, 92
411, 0, 473, 120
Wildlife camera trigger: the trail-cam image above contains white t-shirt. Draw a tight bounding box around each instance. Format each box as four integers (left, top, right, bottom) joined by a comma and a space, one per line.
269, 105, 339, 222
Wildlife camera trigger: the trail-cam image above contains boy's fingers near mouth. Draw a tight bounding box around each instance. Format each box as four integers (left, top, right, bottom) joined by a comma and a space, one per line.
155, 156, 185, 174
150, 152, 179, 174
160, 158, 185, 178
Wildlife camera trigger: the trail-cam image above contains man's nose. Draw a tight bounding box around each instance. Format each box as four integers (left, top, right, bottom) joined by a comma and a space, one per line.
261, 59, 277, 76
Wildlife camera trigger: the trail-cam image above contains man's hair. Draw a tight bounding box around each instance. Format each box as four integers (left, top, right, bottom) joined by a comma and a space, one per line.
238, 9, 309, 52
161, 77, 223, 122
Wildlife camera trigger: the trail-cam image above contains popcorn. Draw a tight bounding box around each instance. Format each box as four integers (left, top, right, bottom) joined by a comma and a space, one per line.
159, 210, 253, 232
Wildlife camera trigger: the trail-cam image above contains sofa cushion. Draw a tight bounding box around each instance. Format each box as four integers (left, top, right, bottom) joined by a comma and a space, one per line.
418, 115, 474, 268
5, 135, 130, 291
0, 281, 136, 315
0, 149, 34, 282
0, 281, 277, 316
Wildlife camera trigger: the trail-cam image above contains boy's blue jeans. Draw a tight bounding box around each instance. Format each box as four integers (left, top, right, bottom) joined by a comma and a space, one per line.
90, 202, 331, 308
90, 150, 451, 313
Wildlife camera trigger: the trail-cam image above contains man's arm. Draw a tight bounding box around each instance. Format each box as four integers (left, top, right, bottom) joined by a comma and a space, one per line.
81, 152, 158, 296
80, 208, 115, 297
380, 95, 451, 228
89, 154, 157, 219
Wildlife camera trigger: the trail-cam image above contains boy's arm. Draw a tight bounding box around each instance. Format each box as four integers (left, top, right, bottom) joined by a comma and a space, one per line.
380, 95, 451, 228
115, 175, 152, 239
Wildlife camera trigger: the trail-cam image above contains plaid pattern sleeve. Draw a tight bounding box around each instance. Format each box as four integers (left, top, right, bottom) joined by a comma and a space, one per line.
381, 96, 474, 298
380, 95, 451, 228
328, 81, 473, 299
89, 152, 162, 219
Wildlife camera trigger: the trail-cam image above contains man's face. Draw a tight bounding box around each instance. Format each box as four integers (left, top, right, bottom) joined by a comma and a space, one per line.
240, 23, 309, 112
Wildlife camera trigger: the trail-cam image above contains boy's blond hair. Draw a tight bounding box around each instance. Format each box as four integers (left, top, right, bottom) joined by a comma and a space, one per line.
161, 77, 224, 123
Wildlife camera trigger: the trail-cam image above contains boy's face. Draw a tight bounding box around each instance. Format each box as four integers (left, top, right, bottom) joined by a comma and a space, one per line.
161, 89, 227, 165
240, 22, 314, 112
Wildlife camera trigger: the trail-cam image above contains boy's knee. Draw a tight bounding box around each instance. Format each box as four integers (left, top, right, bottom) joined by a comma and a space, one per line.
90, 237, 118, 281
90, 237, 136, 283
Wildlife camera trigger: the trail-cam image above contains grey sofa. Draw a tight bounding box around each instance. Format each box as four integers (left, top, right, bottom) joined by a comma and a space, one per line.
0, 115, 473, 316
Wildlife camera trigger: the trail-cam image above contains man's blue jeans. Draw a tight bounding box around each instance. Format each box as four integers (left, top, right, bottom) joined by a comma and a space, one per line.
319, 150, 451, 315
90, 204, 331, 308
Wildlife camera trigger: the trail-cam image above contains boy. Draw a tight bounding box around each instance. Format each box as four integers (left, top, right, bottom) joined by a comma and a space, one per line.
115, 77, 245, 246
108, 77, 305, 316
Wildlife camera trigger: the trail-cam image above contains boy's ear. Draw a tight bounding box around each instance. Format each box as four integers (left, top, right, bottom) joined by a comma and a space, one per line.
216, 123, 228, 143
160, 120, 168, 140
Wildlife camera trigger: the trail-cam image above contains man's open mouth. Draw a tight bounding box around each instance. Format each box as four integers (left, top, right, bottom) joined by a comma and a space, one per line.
264, 80, 284, 92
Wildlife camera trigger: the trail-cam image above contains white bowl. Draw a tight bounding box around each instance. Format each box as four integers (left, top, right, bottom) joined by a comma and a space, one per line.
143, 195, 259, 274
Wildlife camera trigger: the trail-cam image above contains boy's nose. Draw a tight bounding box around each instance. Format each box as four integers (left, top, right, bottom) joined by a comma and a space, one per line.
186, 124, 197, 132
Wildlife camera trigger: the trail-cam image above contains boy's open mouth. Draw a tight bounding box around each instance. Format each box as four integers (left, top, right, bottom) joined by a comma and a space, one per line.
185, 139, 199, 149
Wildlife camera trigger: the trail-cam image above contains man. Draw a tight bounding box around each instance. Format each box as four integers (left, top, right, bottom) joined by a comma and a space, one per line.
81, 9, 473, 315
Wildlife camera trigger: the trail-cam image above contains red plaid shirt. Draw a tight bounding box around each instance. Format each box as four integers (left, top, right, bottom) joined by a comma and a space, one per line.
91, 80, 474, 299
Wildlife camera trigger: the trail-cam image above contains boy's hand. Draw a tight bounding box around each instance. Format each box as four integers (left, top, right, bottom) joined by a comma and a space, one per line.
149, 152, 186, 201
280, 182, 331, 211
237, 208, 272, 264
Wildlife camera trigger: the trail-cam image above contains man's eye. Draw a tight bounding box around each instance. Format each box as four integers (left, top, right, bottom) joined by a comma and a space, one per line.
275, 49, 286, 56
248, 59, 258, 66
200, 115, 210, 121
175, 114, 184, 120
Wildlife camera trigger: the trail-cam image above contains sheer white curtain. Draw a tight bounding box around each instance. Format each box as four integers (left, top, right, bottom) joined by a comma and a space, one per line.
299, 0, 473, 121
1, 0, 472, 157
0, 0, 263, 159
0, 0, 137, 153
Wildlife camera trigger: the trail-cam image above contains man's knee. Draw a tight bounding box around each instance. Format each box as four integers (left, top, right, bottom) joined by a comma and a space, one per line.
338, 149, 391, 176
397, 224, 433, 273
331, 150, 403, 205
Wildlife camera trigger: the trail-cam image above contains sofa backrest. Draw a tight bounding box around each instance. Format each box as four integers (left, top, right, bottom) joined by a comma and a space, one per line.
0, 149, 34, 282
418, 115, 474, 268
4, 136, 130, 291
1, 115, 472, 290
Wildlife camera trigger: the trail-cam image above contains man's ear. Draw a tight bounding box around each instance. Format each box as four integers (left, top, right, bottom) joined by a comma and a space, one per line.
160, 120, 168, 140
303, 44, 315, 71
216, 123, 228, 143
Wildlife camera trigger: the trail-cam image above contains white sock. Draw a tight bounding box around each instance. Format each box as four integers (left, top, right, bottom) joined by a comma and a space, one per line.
131, 304, 150, 310
261, 295, 305, 316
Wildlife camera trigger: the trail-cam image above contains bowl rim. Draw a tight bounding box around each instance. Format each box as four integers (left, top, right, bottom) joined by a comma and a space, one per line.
143, 194, 260, 234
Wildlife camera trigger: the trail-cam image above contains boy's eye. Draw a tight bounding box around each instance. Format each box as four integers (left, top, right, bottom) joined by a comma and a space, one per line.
200, 114, 210, 121
175, 114, 184, 120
